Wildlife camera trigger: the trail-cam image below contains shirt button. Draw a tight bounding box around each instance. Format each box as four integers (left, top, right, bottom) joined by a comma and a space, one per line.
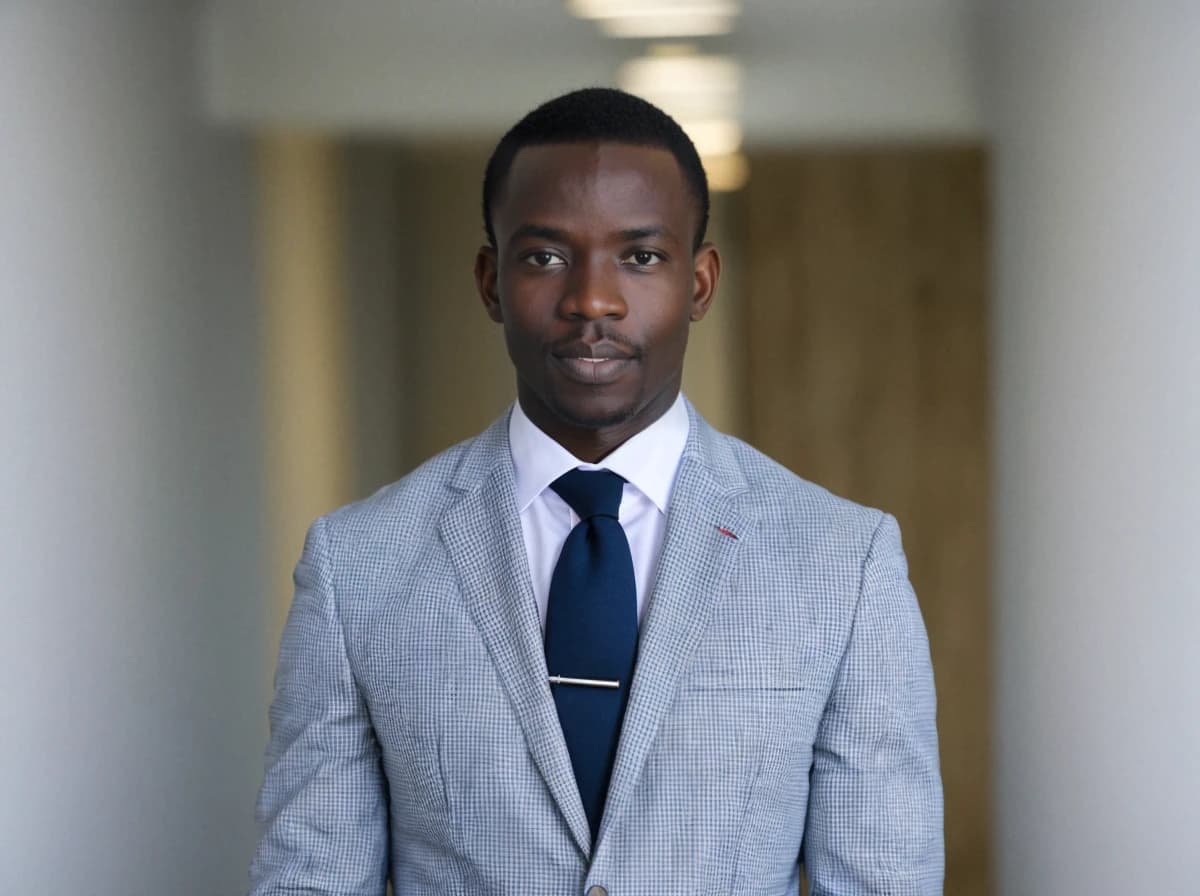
586, 887, 607, 896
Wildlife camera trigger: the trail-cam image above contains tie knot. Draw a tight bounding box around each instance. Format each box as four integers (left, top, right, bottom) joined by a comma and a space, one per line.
551, 468, 625, 520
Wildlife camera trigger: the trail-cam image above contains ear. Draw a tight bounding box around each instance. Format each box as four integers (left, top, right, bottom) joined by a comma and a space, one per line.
475, 245, 503, 323
689, 242, 721, 322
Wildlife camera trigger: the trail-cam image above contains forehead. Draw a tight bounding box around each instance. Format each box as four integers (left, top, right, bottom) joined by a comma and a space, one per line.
493, 142, 694, 240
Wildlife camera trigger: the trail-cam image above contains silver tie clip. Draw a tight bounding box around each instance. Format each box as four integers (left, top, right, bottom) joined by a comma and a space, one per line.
548, 675, 620, 689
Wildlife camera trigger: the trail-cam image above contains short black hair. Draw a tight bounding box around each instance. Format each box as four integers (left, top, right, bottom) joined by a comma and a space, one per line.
482, 87, 710, 251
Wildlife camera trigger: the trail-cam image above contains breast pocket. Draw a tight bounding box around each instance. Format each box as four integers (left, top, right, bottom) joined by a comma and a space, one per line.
686, 668, 810, 692
679, 666, 820, 760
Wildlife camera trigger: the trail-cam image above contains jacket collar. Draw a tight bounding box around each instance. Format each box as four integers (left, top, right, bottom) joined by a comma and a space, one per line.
446, 396, 750, 502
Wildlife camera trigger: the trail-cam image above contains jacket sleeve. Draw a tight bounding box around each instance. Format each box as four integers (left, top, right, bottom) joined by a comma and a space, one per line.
249, 518, 390, 895
803, 512, 944, 895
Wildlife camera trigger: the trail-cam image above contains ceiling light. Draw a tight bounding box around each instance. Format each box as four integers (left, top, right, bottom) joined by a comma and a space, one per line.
597, 13, 733, 38
618, 53, 740, 120
679, 118, 742, 157
567, 0, 738, 19
566, 0, 739, 38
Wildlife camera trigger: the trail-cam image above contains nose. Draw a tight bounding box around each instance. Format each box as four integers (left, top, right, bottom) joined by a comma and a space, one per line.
559, 256, 627, 321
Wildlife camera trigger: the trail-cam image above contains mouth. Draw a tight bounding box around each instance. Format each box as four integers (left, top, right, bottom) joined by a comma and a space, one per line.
551, 341, 637, 386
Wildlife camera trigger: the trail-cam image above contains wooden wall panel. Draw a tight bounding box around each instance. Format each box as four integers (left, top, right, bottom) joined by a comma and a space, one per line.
739, 147, 991, 895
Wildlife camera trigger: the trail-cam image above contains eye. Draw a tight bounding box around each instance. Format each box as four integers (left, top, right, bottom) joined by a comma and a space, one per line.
625, 249, 664, 267
523, 250, 566, 268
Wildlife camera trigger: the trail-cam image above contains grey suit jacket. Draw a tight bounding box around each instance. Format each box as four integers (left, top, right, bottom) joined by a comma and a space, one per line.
250, 403, 943, 895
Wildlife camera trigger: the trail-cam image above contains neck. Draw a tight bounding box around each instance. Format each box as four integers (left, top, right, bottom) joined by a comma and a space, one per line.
517, 387, 679, 464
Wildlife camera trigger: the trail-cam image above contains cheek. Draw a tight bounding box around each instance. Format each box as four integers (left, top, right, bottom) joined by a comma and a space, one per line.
501, 318, 538, 361
499, 305, 553, 375
498, 274, 559, 328
638, 294, 693, 351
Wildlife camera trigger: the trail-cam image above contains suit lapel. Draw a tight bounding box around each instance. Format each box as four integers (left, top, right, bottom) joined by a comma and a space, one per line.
597, 410, 753, 848
437, 417, 592, 857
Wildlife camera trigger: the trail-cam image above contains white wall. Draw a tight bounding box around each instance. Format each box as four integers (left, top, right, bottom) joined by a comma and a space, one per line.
0, 3, 265, 892
983, 3, 1200, 892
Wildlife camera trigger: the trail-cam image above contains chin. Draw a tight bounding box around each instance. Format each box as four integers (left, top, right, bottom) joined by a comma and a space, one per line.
549, 393, 640, 431
556, 405, 637, 432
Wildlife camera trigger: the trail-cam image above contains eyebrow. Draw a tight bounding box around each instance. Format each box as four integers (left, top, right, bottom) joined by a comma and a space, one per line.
508, 224, 678, 244
619, 226, 675, 243
509, 224, 570, 243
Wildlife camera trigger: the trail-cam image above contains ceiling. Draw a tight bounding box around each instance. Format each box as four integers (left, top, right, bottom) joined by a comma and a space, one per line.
201, 0, 982, 143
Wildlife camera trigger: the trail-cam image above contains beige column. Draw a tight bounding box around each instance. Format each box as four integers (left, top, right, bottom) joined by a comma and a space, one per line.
257, 132, 353, 661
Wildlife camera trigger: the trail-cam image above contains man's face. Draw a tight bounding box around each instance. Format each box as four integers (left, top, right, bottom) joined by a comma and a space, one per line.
476, 141, 719, 458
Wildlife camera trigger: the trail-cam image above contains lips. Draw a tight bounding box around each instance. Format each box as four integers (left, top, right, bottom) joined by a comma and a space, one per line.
551, 340, 636, 385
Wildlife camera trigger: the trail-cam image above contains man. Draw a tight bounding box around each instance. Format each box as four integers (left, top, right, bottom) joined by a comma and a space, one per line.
250, 88, 943, 895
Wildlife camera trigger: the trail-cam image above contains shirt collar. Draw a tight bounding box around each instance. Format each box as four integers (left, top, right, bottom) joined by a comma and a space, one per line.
508, 393, 690, 514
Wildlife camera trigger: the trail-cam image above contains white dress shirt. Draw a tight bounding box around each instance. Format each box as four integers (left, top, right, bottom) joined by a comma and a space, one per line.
508, 393, 690, 629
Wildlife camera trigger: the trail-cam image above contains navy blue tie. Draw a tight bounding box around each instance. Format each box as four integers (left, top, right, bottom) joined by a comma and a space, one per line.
544, 468, 638, 840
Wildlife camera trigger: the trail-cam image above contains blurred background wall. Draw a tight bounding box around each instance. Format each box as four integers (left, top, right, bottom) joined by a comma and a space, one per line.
0, 3, 264, 894
2, 2, 1198, 894
981, 5, 1200, 892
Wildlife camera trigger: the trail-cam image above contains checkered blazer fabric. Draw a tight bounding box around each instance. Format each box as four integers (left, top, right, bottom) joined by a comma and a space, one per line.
249, 401, 944, 895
